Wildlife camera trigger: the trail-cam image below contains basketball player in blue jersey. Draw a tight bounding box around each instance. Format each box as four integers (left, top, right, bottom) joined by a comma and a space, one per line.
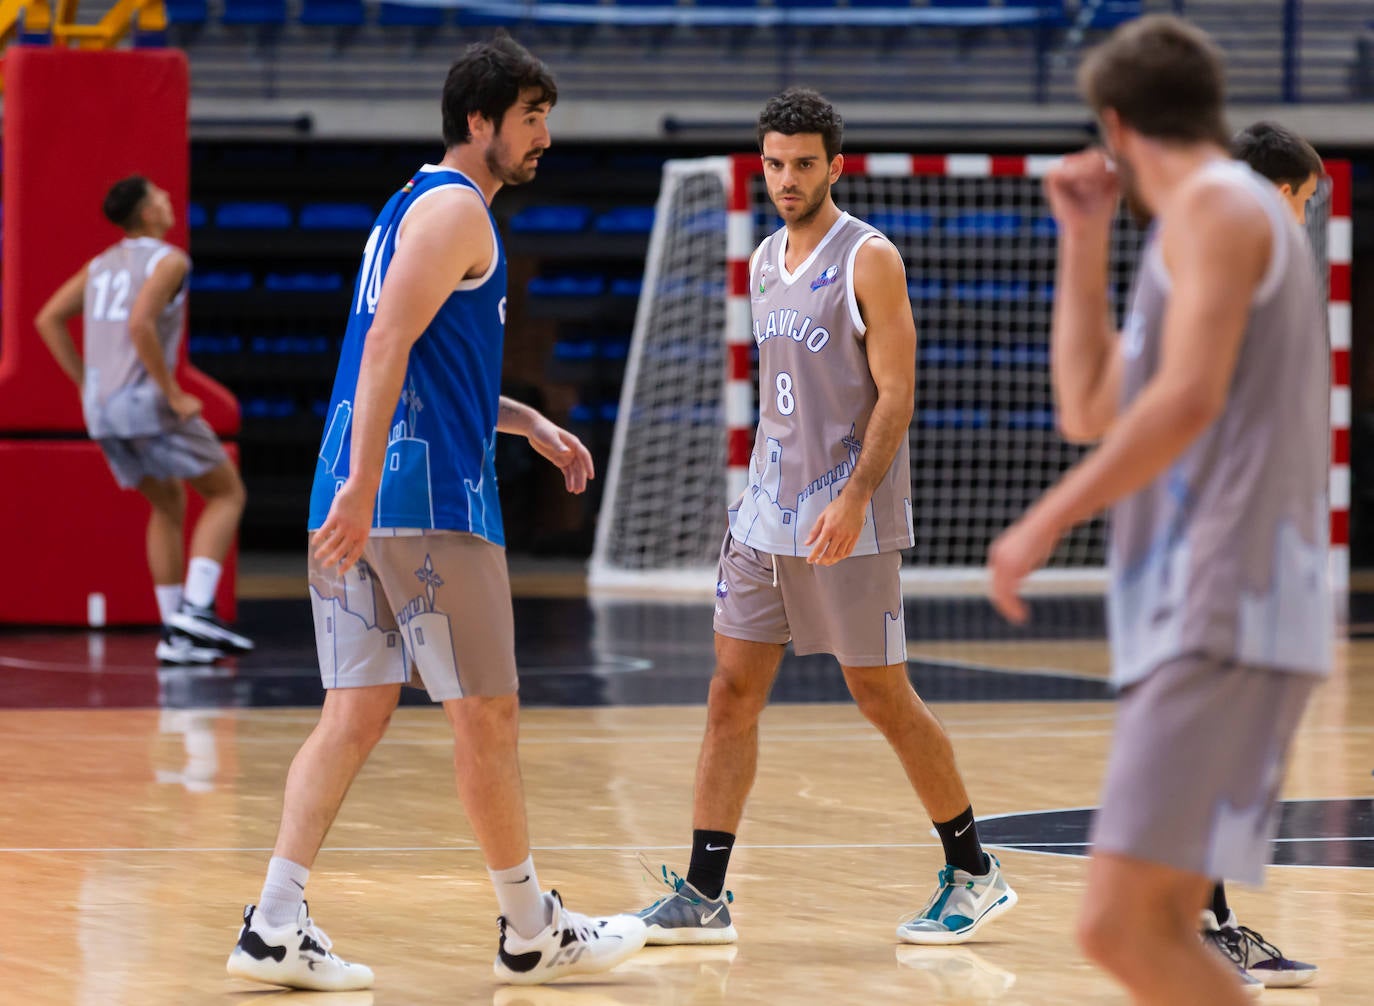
631, 88, 1016, 949
990, 17, 1331, 1006
226, 37, 646, 991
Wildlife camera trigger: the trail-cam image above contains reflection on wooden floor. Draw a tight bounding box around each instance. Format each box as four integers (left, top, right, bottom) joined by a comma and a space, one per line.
2, 635, 1372, 1004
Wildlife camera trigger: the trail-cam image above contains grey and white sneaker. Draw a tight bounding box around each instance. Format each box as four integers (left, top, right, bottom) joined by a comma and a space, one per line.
1204, 909, 1304, 992
896, 854, 1017, 945
155, 626, 222, 665
494, 890, 647, 986
169, 602, 254, 653
226, 902, 374, 991
635, 861, 737, 946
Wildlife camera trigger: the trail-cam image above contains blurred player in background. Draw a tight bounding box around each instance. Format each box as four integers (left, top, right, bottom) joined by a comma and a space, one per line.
36, 175, 253, 664
989, 17, 1331, 1006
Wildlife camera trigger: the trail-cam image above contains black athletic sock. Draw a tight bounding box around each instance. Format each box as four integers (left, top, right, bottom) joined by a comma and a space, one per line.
934, 806, 989, 877
685, 829, 735, 900
1211, 882, 1231, 925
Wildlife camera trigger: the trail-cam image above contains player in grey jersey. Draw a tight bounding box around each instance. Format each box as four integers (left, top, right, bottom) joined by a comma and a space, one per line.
989, 18, 1331, 1006
35, 176, 253, 662
633, 88, 1016, 948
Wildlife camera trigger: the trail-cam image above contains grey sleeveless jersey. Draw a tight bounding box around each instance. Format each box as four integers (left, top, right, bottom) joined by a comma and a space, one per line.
82, 237, 188, 439
730, 212, 915, 557
1109, 161, 1332, 686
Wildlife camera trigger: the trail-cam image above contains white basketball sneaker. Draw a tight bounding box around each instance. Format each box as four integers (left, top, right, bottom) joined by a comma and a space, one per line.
896, 854, 1018, 945
494, 890, 647, 986
226, 903, 374, 991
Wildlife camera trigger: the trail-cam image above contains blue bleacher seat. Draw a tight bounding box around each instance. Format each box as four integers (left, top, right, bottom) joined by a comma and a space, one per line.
594, 207, 655, 234
553, 339, 599, 362
610, 277, 643, 298
677, 208, 726, 235
869, 210, 934, 236
298, 203, 375, 230
509, 205, 593, 234
919, 408, 991, 430
907, 279, 945, 301
221, 0, 287, 26
215, 202, 292, 229
986, 344, 1050, 368
954, 280, 1029, 302
920, 341, 976, 367
1003, 408, 1056, 430
378, 2, 445, 26
189, 334, 244, 354
190, 270, 254, 292
164, 0, 208, 24
1088, 0, 1142, 28
528, 276, 606, 298
300, 0, 366, 26
944, 212, 1022, 237
187, 202, 208, 229
602, 339, 630, 361
264, 272, 345, 292
1031, 216, 1058, 237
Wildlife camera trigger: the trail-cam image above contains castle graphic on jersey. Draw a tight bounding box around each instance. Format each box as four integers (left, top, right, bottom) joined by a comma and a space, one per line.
736, 425, 876, 554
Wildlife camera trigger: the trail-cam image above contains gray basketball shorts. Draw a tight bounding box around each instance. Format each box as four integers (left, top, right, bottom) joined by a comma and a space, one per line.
307, 529, 518, 701
712, 530, 908, 667
1091, 655, 1317, 885
96, 417, 227, 489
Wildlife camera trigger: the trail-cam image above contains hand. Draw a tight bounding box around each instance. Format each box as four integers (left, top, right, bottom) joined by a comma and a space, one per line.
528, 415, 595, 494
802, 492, 868, 566
167, 388, 203, 422
312, 479, 375, 574
987, 511, 1066, 625
1044, 148, 1121, 234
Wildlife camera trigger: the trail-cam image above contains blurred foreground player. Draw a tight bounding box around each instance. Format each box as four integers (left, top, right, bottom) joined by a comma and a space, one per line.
989, 17, 1331, 1006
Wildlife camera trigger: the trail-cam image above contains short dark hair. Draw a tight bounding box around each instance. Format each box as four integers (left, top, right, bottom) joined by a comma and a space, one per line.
1078, 14, 1229, 145
103, 175, 150, 229
441, 34, 557, 147
1232, 121, 1323, 190
757, 87, 844, 162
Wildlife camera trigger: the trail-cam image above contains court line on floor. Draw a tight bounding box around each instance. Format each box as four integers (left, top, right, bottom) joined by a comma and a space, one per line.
0, 842, 950, 854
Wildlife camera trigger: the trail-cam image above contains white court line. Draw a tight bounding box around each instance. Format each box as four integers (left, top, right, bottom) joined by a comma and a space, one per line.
0, 842, 945, 855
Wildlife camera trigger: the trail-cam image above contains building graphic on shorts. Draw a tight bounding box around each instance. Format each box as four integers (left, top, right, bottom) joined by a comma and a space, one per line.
396, 553, 461, 695
310, 562, 405, 688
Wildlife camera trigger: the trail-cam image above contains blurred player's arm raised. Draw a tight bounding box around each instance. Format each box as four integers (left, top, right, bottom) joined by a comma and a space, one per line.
34, 264, 89, 386
1045, 149, 1126, 443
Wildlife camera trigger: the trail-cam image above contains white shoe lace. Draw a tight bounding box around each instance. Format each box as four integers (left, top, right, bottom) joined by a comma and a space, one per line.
300, 913, 337, 958
553, 905, 599, 945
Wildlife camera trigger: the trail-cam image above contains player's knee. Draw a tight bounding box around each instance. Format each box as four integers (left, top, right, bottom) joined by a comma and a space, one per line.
706, 670, 768, 726
845, 673, 908, 730
1076, 905, 1120, 970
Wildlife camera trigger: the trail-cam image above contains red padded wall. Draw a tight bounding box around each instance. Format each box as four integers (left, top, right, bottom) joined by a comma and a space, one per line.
0, 49, 240, 625
0, 47, 237, 434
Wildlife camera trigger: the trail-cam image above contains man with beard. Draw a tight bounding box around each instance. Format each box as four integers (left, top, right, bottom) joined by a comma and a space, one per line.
632, 87, 1017, 947
989, 17, 1330, 1006
226, 36, 646, 991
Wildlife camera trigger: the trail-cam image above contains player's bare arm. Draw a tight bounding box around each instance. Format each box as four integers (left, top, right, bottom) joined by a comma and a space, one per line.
1045, 149, 1126, 443
129, 250, 200, 420
34, 265, 89, 387
989, 176, 1271, 622
496, 396, 595, 495
314, 189, 491, 571
803, 237, 915, 565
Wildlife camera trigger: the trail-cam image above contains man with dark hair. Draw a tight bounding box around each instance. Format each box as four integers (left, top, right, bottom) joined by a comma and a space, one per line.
632, 86, 1016, 947
990, 16, 1330, 1005
36, 175, 253, 664
1232, 121, 1323, 224
226, 36, 646, 991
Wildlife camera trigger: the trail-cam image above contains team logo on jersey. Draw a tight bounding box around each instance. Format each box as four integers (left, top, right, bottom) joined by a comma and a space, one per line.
810, 264, 839, 292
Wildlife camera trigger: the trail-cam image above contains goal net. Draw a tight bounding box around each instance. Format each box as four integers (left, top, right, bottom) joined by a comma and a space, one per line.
590, 154, 1347, 597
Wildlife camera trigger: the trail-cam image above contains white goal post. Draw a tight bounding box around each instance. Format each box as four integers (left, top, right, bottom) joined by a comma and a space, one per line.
589, 153, 1350, 599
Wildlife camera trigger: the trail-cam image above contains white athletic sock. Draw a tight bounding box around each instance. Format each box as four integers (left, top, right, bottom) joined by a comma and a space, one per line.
183, 557, 222, 610
490, 855, 550, 940
258, 856, 310, 928
154, 585, 183, 624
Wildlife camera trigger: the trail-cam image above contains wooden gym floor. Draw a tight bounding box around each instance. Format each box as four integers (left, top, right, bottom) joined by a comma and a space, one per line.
1, 588, 1371, 1005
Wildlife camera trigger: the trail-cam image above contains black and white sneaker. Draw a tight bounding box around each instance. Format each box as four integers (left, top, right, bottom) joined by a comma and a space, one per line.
155, 626, 223, 665
494, 890, 647, 986
226, 903, 373, 991
168, 602, 254, 653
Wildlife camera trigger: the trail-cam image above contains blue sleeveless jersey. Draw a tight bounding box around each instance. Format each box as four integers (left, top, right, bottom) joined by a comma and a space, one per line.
308, 166, 508, 544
